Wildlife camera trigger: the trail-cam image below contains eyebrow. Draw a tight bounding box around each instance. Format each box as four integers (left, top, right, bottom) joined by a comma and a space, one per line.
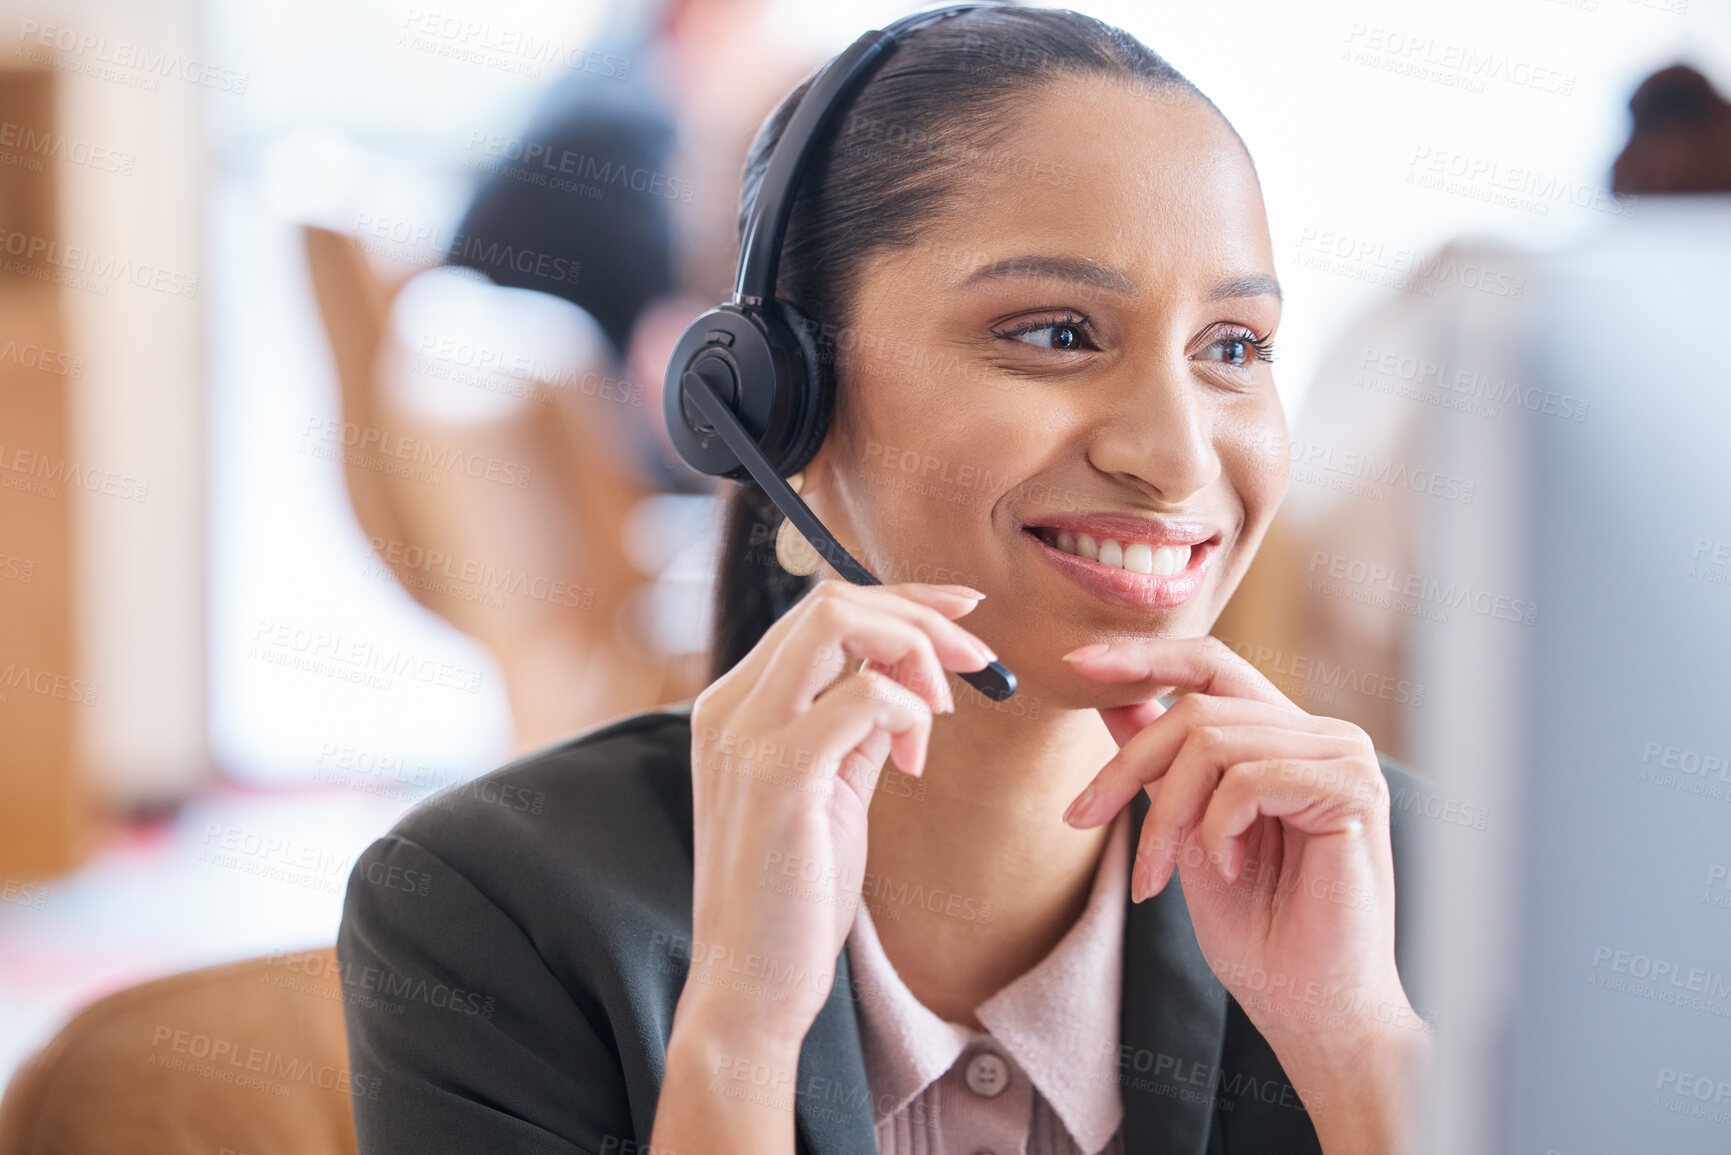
1205, 274, 1283, 303
960, 256, 1134, 295
958, 256, 1283, 303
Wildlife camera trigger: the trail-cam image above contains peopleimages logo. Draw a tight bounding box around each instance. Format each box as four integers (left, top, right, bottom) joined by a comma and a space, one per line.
0, 227, 198, 298
1272, 436, 1477, 504
0, 120, 135, 174
303, 418, 534, 488
399, 10, 631, 81
14, 19, 249, 94
465, 132, 694, 203
1293, 227, 1525, 299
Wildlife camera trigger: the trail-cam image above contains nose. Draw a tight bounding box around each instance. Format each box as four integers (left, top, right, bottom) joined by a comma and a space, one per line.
1083, 358, 1222, 505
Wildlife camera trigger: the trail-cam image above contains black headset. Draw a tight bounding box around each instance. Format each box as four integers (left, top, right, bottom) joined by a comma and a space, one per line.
662, 2, 1017, 701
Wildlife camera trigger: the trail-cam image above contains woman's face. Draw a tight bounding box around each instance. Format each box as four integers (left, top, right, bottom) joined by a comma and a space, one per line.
803, 74, 1287, 709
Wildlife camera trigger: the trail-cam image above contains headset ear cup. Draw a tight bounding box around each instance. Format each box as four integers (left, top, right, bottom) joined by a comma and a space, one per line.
770, 298, 834, 477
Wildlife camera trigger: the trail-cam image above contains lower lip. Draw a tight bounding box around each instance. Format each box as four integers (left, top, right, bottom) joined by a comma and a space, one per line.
1022, 529, 1216, 610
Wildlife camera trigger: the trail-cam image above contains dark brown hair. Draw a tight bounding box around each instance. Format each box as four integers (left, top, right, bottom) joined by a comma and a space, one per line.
1611, 64, 1731, 195
708, 6, 1216, 683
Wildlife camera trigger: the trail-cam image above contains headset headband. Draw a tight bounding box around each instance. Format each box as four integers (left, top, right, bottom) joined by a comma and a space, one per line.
733, 4, 995, 306
670, 1, 1018, 702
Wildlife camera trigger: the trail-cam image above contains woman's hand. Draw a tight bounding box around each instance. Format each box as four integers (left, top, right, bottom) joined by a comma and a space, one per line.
1059, 635, 1428, 1154
653, 580, 993, 1154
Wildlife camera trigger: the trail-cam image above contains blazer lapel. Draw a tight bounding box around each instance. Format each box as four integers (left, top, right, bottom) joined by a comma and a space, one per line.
790, 792, 1231, 1155
793, 943, 879, 1155
1118, 790, 1231, 1154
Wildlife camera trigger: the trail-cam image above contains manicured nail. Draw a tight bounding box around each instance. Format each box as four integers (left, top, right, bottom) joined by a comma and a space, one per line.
972, 639, 998, 663
1063, 642, 1110, 662
1131, 860, 1151, 903
938, 584, 986, 599
1062, 782, 1095, 826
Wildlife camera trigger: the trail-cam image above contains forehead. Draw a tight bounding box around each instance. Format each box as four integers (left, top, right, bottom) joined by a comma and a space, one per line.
916, 72, 1273, 293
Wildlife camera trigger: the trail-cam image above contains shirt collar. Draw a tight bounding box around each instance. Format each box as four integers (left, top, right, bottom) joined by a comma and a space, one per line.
845, 806, 1132, 1154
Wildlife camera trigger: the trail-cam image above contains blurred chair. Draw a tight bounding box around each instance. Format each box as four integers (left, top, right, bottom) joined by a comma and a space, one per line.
0, 949, 354, 1155
301, 227, 707, 752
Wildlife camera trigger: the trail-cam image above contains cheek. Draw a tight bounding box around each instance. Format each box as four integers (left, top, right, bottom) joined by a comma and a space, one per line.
841, 367, 1042, 514
1217, 400, 1289, 522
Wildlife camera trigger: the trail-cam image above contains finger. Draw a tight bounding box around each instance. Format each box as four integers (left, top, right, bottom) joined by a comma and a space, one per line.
755, 587, 992, 717
1131, 726, 1361, 900
1063, 635, 1295, 710
742, 581, 988, 684
867, 651, 953, 717
1097, 698, 1170, 747
788, 667, 936, 782
1066, 697, 1347, 828
834, 728, 893, 804
1200, 755, 1389, 866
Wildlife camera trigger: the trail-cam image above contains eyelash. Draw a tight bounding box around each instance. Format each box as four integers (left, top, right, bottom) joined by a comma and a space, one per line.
988, 314, 1278, 367
1210, 326, 1277, 367
989, 312, 1096, 350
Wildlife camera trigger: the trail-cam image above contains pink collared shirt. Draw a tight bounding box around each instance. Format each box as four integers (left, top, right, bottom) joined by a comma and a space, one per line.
844, 807, 1132, 1155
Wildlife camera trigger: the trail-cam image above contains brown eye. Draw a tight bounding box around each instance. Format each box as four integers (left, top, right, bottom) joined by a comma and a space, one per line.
999, 319, 1093, 350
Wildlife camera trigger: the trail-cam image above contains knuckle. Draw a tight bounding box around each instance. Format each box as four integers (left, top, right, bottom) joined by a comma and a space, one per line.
1322, 713, 1367, 741
1347, 724, 1378, 754
810, 595, 858, 636
904, 605, 941, 639
857, 669, 922, 712
1361, 768, 1392, 809
1170, 693, 1211, 724
1191, 724, 1228, 751
691, 681, 727, 718
1220, 759, 1261, 790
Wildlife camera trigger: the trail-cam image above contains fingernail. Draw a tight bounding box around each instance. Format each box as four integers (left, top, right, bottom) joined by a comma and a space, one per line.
1062, 782, 1095, 826
1131, 860, 1150, 903
972, 639, 998, 663
938, 584, 986, 599
1063, 642, 1110, 662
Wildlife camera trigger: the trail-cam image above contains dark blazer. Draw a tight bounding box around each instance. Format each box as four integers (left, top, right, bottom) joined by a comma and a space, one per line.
336, 701, 1425, 1155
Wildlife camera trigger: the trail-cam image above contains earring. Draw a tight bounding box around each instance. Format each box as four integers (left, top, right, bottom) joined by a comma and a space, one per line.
774, 472, 823, 576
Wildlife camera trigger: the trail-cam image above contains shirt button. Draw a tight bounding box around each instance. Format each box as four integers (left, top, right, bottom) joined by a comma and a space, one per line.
964, 1050, 1009, 1098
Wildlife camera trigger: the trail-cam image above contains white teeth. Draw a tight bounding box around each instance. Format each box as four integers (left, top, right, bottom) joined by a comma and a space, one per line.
1153, 545, 1190, 576
1042, 529, 1194, 575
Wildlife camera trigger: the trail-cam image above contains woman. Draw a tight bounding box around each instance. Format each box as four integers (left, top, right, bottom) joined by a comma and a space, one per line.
337, 9, 1430, 1154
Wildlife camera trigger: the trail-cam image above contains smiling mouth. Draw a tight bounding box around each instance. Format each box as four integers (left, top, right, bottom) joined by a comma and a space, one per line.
1029, 527, 1195, 575
1020, 521, 1221, 609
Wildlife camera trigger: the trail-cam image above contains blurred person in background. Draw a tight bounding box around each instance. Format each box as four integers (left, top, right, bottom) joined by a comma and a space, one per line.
1610, 63, 1731, 194
1211, 62, 1731, 769
329, 0, 817, 751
